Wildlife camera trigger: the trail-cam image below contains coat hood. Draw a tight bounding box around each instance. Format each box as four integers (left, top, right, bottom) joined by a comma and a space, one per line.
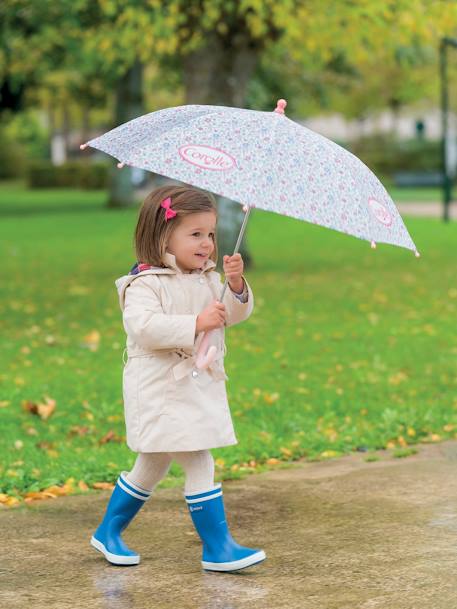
114, 251, 217, 311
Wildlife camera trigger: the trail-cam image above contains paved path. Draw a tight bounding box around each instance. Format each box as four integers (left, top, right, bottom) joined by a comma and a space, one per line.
2, 440, 457, 608
397, 202, 457, 219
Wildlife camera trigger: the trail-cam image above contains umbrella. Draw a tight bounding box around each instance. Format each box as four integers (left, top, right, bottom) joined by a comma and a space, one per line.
81, 99, 419, 371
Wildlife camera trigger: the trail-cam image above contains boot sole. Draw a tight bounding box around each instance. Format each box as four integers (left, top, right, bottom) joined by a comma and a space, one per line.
90, 536, 140, 565
202, 550, 266, 572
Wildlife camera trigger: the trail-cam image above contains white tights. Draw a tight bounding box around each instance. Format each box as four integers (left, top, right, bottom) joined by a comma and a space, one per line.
126, 449, 215, 495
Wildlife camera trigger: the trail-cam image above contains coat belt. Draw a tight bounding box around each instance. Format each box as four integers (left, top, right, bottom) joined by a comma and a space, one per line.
170, 355, 228, 382
123, 347, 228, 382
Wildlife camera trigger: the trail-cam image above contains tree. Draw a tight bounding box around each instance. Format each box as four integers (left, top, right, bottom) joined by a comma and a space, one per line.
2, 1, 457, 263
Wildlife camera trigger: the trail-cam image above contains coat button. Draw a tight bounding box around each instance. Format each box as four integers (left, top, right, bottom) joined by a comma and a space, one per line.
191, 370, 199, 378
199, 277, 205, 284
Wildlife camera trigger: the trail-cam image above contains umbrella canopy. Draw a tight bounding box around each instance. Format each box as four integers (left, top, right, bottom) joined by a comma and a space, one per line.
82, 99, 419, 256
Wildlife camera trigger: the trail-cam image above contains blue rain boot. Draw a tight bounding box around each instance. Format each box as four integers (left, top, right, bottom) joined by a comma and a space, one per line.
184, 482, 266, 572
90, 471, 152, 565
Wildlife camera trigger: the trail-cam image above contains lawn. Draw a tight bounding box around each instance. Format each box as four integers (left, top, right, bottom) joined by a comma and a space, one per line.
387, 186, 443, 203
1, 182, 456, 506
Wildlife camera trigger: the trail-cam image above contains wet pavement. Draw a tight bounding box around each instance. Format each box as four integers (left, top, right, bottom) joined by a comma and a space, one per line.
2, 440, 457, 609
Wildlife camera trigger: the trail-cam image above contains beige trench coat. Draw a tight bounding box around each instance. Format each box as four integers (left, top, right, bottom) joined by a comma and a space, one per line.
114, 251, 254, 452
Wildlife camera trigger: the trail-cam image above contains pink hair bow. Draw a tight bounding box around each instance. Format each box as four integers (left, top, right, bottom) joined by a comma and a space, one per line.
161, 197, 177, 221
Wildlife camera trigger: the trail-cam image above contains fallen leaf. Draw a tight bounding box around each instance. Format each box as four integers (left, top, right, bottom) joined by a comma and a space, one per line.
23, 396, 56, 420
93, 482, 115, 490
320, 450, 339, 458
388, 371, 408, 385
68, 425, 90, 437
280, 447, 292, 457
263, 392, 280, 404
81, 330, 100, 351
397, 435, 408, 447
99, 430, 122, 444
5, 497, 21, 507
43, 485, 68, 496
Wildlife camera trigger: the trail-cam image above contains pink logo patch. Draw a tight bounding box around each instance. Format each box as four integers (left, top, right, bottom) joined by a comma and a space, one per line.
368, 198, 392, 226
179, 144, 236, 171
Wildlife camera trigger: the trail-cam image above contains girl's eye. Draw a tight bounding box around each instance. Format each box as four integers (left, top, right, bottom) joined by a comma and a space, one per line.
193, 233, 214, 237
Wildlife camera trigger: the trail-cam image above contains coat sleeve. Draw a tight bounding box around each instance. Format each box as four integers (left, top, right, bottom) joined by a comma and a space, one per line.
213, 272, 254, 328
122, 276, 198, 350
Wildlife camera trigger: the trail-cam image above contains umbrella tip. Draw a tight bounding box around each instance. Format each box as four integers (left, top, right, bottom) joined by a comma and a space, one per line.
371, 240, 377, 249
274, 99, 287, 114
414, 250, 420, 258
80, 143, 88, 150
117, 162, 125, 169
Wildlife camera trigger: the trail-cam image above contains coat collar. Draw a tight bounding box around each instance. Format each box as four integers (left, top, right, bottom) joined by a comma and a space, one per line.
128, 252, 216, 276
163, 251, 216, 275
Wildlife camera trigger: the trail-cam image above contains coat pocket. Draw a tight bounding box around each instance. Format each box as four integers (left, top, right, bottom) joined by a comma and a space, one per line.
165, 353, 214, 405
136, 353, 174, 420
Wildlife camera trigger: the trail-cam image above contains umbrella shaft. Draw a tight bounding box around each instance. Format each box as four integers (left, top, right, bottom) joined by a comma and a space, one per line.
219, 204, 252, 301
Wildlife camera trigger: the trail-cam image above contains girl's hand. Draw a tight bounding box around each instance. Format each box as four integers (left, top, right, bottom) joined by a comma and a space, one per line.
223, 254, 244, 292
196, 300, 226, 334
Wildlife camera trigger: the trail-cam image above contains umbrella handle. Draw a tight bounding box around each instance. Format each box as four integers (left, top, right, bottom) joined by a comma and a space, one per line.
195, 330, 218, 370
196, 203, 253, 371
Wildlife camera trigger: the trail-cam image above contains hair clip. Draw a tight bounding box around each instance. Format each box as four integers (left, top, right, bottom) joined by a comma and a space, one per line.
161, 197, 177, 222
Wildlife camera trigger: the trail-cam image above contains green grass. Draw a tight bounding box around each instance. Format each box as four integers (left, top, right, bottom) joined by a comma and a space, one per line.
1, 182, 456, 503
387, 186, 442, 203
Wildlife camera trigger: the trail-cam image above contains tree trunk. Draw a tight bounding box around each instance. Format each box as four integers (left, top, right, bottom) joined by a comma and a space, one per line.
107, 59, 144, 208
181, 31, 259, 271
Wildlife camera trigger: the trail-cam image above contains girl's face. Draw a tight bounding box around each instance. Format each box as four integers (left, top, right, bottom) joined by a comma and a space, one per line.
166, 211, 217, 274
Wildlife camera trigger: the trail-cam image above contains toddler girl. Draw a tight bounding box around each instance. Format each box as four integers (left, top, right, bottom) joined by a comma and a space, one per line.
90, 184, 266, 572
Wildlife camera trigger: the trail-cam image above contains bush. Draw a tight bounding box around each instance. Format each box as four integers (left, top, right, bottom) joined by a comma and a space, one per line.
347, 135, 442, 180
26, 160, 109, 189
0, 128, 28, 179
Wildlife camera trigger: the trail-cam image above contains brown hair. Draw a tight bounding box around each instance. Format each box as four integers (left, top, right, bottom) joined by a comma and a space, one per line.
134, 184, 218, 268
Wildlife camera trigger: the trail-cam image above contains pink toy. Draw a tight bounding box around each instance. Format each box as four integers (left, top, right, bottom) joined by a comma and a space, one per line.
195, 329, 218, 369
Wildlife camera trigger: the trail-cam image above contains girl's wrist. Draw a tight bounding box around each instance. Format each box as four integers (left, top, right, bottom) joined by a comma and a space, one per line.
229, 278, 244, 294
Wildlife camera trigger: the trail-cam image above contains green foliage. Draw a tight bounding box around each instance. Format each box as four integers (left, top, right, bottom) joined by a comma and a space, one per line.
4, 110, 49, 159
27, 160, 109, 189
0, 127, 27, 179
3, 0, 457, 118
348, 136, 443, 179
